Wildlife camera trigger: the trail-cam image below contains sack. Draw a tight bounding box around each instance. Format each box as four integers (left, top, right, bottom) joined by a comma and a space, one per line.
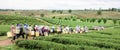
66, 31, 69, 34
28, 31, 31, 36
7, 32, 13, 37
44, 32, 48, 36
50, 29, 53, 32
35, 31, 39, 36
62, 30, 65, 34
57, 29, 61, 32
30, 31, 35, 35
80, 31, 83, 33
75, 31, 79, 33
63, 29, 68, 34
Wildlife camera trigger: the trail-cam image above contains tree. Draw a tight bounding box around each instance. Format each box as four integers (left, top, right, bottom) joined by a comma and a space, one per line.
60, 10, 63, 14
118, 10, 120, 12
97, 19, 102, 23
52, 10, 56, 13
29, 13, 34, 16
70, 16, 73, 18
57, 10, 63, 14
52, 16, 55, 19
80, 18, 86, 22
111, 8, 117, 11
103, 19, 107, 24
64, 18, 68, 20
80, 18, 84, 22
113, 19, 117, 24
68, 9, 72, 13
73, 18, 76, 21
91, 18, 96, 23
86, 18, 90, 22
97, 10, 102, 15
40, 14, 44, 17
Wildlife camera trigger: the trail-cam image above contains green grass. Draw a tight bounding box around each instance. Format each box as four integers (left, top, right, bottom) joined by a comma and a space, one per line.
0, 25, 10, 36
0, 44, 27, 50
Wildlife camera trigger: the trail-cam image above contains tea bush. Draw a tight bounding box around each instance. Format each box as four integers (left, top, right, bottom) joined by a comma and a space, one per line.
16, 40, 114, 50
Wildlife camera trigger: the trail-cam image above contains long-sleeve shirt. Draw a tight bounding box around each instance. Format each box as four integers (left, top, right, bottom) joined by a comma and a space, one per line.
11, 26, 16, 36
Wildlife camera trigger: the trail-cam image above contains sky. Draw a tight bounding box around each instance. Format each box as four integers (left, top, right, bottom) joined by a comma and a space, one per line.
0, 0, 120, 10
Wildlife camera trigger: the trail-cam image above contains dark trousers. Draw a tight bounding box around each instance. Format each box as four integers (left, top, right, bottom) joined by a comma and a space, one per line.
12, 36, 16, 40
17, 31, 24, 39
17, 34, 24, 39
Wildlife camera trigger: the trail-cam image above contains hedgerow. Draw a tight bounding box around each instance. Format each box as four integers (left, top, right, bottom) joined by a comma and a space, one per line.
16, 40, 114, 50
0, 31, 6, 36
35, 36, 120, 50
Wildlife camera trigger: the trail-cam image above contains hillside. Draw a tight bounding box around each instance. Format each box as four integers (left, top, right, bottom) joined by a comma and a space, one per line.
0, 10, 120, 19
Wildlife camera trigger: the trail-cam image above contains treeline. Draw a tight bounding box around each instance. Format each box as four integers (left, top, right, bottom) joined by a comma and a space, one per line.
84, 8, 120, 11
101, 8, 120, 11
0, 9, 15, 11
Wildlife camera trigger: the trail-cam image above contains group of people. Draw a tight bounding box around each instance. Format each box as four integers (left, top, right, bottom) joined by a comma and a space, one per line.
9, 23, 104, 42
59, 25, 89, 34
10, 24, 50, 42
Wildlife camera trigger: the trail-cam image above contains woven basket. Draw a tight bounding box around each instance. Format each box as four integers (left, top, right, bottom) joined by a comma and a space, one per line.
30, 31, 35, 36
57, 29, 61, 32
50, 29, 54, 32
35, 31, 39, 36
44, 32, 48, 36
7, 32, 13, 37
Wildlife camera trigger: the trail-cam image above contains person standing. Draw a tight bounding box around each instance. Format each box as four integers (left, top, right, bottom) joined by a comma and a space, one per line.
65, 26, 70, 34
24, 24, 29, 39
57, 25, 62, 34
75, 25, 80, 33
83, 26, 88, 33
51, 26, 55, 33
17, 24, 24, 39
16, 24, 20, 38
11, 25, 16, 42
69, 27, 73, 34
42, 26, 50, 36
41, 26, 45, 36
33, 25, 38, 39
28, 25, 33, 35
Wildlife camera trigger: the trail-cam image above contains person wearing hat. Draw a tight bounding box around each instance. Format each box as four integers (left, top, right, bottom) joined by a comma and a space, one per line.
24, 24, 29, 39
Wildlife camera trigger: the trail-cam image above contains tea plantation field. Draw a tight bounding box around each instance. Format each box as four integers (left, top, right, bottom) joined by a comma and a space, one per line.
16, 26, 120, 50
41, 17, 119, 27
0, 14, 120, 50
0, 15, 48, 25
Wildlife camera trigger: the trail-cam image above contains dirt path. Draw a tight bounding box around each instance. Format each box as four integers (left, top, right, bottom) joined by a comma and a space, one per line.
0, 39, 12, 46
